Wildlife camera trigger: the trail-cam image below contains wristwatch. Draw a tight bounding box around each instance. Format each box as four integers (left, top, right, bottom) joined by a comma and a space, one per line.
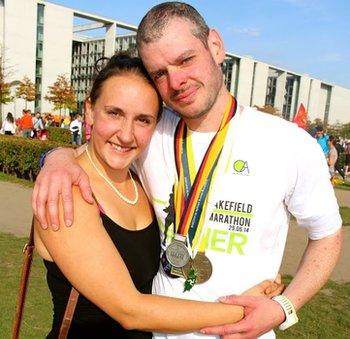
272, 295, 298, 331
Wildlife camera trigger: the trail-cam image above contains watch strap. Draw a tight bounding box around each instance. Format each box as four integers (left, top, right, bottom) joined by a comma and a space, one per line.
272, 295, 298, 331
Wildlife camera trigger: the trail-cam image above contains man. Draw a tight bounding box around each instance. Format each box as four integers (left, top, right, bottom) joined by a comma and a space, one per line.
315, 125, 329, 157
33, 2, 342, 338
19, 109, 33, 138
69, 114, 83, 145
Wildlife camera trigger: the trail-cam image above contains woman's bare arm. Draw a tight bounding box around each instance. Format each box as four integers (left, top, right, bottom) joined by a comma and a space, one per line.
35, 187, 257, 333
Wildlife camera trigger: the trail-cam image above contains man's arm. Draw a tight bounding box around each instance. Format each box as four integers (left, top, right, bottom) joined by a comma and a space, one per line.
32, 145, 93, 229
201, 228, 343, 338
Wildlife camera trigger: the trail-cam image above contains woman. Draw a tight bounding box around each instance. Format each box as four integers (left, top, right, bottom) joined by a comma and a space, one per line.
1, 112, 16, 135
34, 54, 281, 338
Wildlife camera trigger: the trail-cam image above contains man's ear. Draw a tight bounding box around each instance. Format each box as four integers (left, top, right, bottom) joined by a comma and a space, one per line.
207, 28, 226, 65
84, 98, 94, 125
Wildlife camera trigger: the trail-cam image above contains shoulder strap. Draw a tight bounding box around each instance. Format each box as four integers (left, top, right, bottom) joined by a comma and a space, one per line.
12, 217, 79, 339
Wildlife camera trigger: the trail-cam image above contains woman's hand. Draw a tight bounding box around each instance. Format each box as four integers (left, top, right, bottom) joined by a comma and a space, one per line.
242, 274, 284, 298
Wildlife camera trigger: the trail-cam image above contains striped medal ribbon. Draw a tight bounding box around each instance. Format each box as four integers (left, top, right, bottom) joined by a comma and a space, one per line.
163, 95, 237, 289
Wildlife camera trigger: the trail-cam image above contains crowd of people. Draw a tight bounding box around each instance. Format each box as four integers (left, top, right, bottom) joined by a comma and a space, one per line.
314, 125, 350, 181
0, 109, 85, 145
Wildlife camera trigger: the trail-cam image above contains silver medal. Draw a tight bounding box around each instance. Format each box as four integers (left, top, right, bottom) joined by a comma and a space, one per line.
165, 235, 190, 268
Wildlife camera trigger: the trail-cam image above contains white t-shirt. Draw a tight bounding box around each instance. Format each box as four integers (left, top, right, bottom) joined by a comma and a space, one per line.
134, 105, 342, 339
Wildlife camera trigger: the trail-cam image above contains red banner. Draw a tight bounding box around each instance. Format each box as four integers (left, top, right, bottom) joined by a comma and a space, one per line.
293, 103, 308, 129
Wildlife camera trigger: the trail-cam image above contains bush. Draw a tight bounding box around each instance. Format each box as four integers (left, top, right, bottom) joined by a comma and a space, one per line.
47, 127, 71, 144
0, 135, 72, 181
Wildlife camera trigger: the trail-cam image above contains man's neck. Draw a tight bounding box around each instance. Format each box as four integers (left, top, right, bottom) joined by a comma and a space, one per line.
183, 89, 232, 132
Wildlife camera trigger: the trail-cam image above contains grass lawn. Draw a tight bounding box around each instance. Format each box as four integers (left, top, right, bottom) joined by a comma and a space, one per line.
0, 233, 51, 338
340, 207, 350, 226
0, 172, 34, 188
0, 233, 349, 338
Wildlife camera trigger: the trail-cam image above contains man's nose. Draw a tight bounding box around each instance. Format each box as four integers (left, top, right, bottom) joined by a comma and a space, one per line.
167, 67, 187, 90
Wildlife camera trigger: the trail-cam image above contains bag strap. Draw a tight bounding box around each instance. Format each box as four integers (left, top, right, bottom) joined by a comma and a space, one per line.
12, 217, 79, 339
12, 217, 35, 339
58, 287, 79, 339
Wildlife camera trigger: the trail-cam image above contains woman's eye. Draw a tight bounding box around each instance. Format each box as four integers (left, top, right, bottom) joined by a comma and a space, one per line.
107, 110, 120, 117
138, 118, 151, 124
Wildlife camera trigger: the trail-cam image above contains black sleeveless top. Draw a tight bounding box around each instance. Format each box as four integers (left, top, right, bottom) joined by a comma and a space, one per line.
44, 211, 160, 338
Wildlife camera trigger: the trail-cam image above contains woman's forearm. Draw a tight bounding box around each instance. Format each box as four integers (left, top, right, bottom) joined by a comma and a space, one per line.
116, 293, 243, 333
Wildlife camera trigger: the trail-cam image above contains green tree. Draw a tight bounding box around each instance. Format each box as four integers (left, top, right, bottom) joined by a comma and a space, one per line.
45, 74, 77, 117
16, 76, 36, 109
0, 55, 14, 116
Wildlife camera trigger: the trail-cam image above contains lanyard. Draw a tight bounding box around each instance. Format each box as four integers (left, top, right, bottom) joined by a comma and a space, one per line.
173, 95, 237, 249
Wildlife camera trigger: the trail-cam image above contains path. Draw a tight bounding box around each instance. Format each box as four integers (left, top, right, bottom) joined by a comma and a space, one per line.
0, 181, 349, 282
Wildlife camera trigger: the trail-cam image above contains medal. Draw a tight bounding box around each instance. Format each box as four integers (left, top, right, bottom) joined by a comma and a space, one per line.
169, 96, 237, 291
165, 234, 190, 268
182, 252, 212, 285
161, 252, 184, 278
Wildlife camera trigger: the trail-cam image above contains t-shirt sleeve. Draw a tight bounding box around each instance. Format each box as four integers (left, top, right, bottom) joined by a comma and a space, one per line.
284, 127, 342, 240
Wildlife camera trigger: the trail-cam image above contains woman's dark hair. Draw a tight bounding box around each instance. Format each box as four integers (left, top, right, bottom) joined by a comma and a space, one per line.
89, 52, 163, 119
6, 112, 14, 123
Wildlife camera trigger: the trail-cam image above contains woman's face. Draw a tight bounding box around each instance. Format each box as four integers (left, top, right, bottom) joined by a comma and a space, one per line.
86, 73, 160, 172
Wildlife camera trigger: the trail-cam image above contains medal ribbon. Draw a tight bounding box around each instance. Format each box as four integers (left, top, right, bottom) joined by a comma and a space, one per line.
174, 96, 237, 248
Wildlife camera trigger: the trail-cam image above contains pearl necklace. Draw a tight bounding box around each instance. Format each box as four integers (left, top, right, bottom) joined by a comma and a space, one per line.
85, 145, 139, 205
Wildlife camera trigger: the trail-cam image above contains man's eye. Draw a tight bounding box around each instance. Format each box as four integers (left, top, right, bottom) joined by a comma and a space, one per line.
153, 71, 166, 81
182, 56, 193, 64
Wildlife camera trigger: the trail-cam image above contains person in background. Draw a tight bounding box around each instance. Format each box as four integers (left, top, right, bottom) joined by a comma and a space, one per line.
33, 112, 44, 139
327, 135, 338, 182
334, 137, 345, 180
70, 114, 83, 146
1, 112, 16, 135
19, 109, 33, 138
315, 125, 329, 157
344, 141, 350, 178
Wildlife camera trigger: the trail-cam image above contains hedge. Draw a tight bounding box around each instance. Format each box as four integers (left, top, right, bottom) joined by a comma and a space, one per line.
0, 135, 72, 181
46, 127, 71, 144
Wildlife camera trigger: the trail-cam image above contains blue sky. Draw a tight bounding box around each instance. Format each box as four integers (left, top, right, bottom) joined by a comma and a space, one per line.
51, 0, 350, 89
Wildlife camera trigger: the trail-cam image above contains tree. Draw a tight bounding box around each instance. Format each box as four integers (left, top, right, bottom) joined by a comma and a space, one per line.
45, 74, 77, 117
0, 55, 14, 117
16, 76, 36, 109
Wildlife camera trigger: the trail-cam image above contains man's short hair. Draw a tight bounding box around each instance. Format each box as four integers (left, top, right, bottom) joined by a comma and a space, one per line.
315, 125, 324, 132
137, 2, 209, 48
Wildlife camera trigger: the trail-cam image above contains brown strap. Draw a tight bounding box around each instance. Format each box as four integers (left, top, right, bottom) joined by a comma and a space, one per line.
58, 287, 79, 339
12, 217, 35, 339
12, 217, 80, 339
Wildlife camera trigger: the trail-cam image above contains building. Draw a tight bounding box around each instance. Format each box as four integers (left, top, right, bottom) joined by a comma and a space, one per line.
1, 0, 349, 124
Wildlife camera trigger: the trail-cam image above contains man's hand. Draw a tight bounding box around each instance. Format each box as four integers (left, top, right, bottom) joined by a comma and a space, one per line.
32, 147, 93, 230
200, 295, 285, 338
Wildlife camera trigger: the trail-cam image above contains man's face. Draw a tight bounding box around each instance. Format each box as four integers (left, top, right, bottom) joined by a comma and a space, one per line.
139, 18, 225, 120
316, 130, 324, 138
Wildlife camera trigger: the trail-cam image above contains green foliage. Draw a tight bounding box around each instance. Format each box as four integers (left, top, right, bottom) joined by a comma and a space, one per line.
0, 135, 70, 181
46, 126, 71, 144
